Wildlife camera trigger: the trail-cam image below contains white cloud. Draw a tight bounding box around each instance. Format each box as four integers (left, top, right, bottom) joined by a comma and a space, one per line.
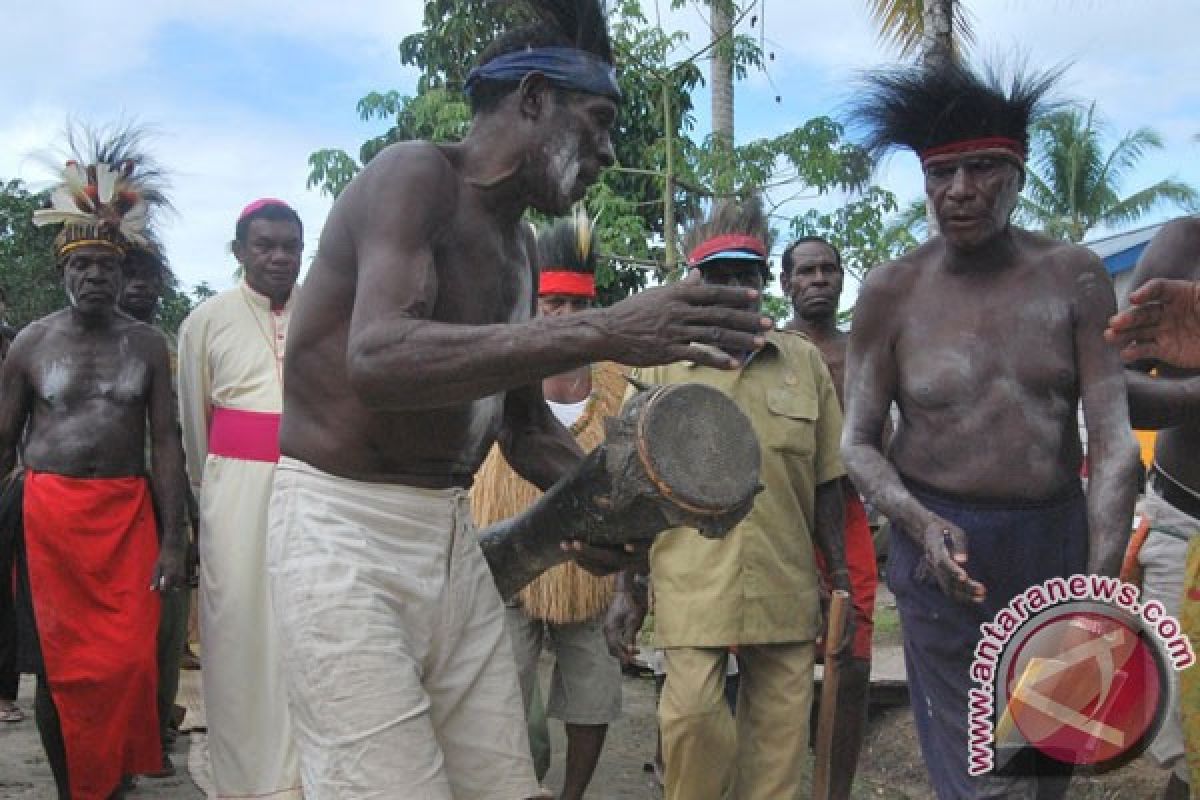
4, 0, 1199, 300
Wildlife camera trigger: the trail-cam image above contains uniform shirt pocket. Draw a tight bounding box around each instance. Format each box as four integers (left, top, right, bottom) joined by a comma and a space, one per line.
765, 386, 817, 457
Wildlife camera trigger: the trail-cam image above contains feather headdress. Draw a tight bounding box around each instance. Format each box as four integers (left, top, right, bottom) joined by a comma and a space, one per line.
683, 195, 773, 278
847, 59, 1064, 166
33, 122, 170, 258
537, 204, 598, 297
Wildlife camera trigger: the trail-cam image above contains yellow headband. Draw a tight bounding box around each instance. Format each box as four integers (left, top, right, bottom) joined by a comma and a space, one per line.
58, 238, 126, 258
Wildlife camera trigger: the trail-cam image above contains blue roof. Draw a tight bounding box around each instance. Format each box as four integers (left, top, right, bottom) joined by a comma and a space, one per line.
1085, 221, 1166, 276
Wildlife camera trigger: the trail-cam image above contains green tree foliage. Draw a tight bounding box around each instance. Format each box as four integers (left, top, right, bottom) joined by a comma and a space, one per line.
1020, 104, 1199, 243
791, 187, 914, 283
0, 178, 211, 334
0, 179, 65, 327
307, 0, 871, 306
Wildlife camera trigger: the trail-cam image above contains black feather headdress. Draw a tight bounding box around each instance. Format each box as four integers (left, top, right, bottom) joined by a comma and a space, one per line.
537, 205, 597, 297
468, 0, 618, 109
34, 121, 171, 259
847, 59, 1064, 165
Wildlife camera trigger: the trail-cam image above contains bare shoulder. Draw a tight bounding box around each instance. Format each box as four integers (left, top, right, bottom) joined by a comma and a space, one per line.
1152, 215, 1200, 253
862, 243, 930, 296
5, 314, 57, 367
1017, 228, 1103, 276
1131, 216, 1200, 283
354, 141, 458, 210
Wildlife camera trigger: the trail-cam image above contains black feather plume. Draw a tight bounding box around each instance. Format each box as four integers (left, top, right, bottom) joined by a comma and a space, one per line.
847, 59, 1065, 160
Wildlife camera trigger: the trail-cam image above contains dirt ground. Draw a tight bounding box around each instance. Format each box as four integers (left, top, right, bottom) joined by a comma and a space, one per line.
538, 668, 1174, 799
0, 668, 1177, 799
0, 595, 1180, 800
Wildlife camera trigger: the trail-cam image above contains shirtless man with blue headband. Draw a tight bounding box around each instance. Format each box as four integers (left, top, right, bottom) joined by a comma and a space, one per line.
267, 1, 771, 797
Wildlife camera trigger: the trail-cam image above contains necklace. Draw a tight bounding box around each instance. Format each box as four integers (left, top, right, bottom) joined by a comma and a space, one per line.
239, 285, 285, 386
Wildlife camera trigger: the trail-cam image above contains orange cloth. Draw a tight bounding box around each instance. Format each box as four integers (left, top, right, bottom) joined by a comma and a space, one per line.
23, 471, 161, 800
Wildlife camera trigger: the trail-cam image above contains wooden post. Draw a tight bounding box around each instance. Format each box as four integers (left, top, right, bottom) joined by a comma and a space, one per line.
813, 589, 851, 800
662, 74, 676, 277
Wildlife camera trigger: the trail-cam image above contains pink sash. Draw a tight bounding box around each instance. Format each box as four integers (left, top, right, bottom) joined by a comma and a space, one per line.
208, 407, 281, 463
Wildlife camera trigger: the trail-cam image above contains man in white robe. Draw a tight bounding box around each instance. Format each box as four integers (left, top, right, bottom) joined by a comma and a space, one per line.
178, 198, 304, 799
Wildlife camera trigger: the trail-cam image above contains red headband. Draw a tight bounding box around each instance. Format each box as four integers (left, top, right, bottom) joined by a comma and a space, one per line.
538, 270, 596, 298
688, 234, 767, 267
919, 137, 1025, 165
238, 197, 294, 222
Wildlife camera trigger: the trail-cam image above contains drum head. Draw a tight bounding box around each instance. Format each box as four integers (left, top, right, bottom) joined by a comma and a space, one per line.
636, 383, 760, 515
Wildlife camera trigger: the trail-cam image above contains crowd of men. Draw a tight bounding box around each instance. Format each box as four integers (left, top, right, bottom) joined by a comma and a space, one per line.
2, 1, 1200, 799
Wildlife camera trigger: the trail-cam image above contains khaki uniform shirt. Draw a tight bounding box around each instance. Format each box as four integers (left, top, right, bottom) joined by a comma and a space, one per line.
631, 330, 845, 648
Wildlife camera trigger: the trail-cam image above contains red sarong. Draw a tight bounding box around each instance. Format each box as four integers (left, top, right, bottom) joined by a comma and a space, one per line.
23, 471, 161, 799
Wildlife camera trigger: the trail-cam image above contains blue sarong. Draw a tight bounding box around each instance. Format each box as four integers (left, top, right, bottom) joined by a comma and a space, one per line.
890, 478, 1088, 800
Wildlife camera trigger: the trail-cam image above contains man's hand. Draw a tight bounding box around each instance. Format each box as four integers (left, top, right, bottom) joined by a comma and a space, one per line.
604, 589, 648, 665
918, 518, 986, 604
817, 574, 857, 662
1105, 278, 1200, 368
598, 270, 773, 370
151, 539, 188, 592
561, 540, 650, 576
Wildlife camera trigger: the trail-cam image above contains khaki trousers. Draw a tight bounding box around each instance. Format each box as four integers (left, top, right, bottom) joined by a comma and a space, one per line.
660, 643, 815, 800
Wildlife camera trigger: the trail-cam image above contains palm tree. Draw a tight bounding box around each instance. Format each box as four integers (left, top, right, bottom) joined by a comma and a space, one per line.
1020, 104, 1199, 243
864, 0, 974, 68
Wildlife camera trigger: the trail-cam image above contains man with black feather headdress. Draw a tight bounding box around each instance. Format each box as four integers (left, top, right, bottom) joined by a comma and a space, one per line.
0, 122, 188, 800
266, 1, 771, 796
614, 195, 848, 800
841, 60, 1142, 798
471, 208, 627, 800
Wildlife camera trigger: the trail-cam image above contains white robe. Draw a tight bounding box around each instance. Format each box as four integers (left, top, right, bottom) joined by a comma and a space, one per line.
178, 281, 301, 799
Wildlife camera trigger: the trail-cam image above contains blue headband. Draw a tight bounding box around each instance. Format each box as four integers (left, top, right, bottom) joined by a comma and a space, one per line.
464, 46, 621, 101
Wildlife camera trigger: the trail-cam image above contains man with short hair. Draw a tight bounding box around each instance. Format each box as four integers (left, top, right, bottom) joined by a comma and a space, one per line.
0, 128, 187, 799
177, 198, 303, 799
266, 1, 770, 796
842, 61, 1142, 798
781, 235, 876, 800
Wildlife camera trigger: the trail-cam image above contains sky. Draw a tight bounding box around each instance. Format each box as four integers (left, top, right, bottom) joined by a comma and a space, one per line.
3, 0, 1198, 305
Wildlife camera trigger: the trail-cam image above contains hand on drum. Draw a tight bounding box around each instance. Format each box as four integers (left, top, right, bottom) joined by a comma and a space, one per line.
561, 539, 650, 575
597, 269, 772, 370
604, 588, 648, 666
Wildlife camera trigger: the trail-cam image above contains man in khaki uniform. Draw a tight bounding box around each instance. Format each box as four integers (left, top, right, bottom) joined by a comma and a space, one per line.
622, 198, 849, 800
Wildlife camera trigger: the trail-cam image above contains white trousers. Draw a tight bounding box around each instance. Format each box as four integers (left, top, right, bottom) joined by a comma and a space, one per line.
267, 457, 538, 800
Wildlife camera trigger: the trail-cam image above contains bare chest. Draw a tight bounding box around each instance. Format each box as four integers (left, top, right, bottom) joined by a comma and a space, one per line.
894, 287, 1078, 410
433, 218, 533, 325
35, 349, 149, 409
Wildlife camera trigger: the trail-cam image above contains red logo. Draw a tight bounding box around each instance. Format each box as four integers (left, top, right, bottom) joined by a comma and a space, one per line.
996, 605, 1168, 771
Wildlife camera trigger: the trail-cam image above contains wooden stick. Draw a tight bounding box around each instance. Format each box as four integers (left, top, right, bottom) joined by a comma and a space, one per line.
812, 589, 851, 800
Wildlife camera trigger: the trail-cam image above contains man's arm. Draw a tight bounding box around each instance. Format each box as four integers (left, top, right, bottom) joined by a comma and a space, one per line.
145, 332, 189, 589
1074, 255, 1143, 577
841, 267, 984, 603
344, 146, 771, 412
1121, 219, 1200, 427
0, 331, 36, 478
1125, 371, 1200, 429
175, 312, 210, 498
807, 345, 849, 584
497, 382, 584, 492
